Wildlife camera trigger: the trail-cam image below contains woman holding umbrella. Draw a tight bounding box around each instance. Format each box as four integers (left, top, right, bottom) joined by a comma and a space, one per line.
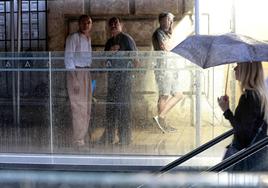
218, 62, 268, 164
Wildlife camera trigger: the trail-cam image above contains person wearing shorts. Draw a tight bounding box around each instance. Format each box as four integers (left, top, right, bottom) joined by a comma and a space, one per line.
152, 12, 184, 133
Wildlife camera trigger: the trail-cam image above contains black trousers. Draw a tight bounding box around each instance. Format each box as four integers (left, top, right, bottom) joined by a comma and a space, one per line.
106, 71, 132, 144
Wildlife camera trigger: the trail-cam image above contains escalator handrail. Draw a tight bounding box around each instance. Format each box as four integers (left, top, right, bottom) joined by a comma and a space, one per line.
207, 136, 268, 172
160, 129, 234, 173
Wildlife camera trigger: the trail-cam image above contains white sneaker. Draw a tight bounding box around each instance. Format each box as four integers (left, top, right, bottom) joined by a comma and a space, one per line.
153, 116, 167, 133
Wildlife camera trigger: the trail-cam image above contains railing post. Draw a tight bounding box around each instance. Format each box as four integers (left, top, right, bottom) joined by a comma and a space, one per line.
48, 52, 54, 155
195, 0, 201, 147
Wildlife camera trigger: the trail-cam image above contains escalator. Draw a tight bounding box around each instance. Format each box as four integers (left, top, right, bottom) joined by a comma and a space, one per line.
160, 129, 234, 173
161, 129, 268, 173
0, 129, 266, 173
0, 129, 268, 187
0, 129, 233, 173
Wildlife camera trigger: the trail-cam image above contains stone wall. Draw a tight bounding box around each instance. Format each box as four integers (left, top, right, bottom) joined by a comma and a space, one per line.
48, 0, 194, 51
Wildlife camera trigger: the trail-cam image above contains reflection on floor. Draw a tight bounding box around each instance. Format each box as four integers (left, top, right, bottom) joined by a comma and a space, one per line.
0, 92, 232, 158
0, 119, 231, 158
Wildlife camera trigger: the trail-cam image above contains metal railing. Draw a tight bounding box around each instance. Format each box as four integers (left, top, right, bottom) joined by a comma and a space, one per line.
160, 129, 234, 173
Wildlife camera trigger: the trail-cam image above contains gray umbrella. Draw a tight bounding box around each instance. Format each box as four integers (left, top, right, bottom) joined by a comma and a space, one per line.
171, 33, 268, 69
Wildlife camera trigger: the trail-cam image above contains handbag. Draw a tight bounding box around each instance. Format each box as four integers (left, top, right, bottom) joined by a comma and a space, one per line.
224, 121, 266, 171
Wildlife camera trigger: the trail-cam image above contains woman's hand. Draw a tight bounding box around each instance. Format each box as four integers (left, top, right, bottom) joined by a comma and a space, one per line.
217, 95, 230, 112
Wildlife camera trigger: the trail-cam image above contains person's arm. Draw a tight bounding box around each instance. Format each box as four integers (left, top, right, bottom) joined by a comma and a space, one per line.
125, 35, 140, 68
127, 35, 137, 51
223, 94, 260, 138
156, 32, 168, 51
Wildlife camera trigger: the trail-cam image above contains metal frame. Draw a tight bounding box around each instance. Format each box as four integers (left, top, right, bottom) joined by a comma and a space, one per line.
0, 0, 47, 51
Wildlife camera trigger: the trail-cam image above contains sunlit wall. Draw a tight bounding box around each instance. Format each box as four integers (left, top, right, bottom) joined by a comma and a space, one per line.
199, 0, 268, 40
197, 0, 268, 108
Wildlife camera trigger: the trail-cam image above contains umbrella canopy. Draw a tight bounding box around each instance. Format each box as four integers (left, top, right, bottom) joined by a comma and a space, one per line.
171, 33, 268, 68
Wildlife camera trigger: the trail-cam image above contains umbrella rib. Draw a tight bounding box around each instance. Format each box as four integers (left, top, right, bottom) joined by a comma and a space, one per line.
247, 43, 254, 62
203, 38, 215, 68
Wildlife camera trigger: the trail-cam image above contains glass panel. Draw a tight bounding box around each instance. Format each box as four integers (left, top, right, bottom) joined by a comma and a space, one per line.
31, 26, 38, 39
5, 41, 11, 51
22, 40, 30, 50
38, 0, 46, 11
0, 39, 5, 50
38, 12, 46, 39
0, 52, 50, 152
0, 51, 245, 171
22, 1, 29, 11
30, 1, 38, 11
18, 52, 50, 152
0, 14, 5, 42
30, 40, 37, 50
0, 2, 4, 13
5, 13, 10, 40
22, 13, 30, 39
48, 51, 234, 159
31, 12, 38, 22
5, 1, 10, 12
38, 40, 46, 51
0, 0, 47, 51
14, 13, 17, 39
14, 0, 18, 11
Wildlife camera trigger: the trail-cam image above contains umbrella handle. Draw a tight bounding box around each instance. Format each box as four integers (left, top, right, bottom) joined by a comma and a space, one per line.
224, 65, 230, 95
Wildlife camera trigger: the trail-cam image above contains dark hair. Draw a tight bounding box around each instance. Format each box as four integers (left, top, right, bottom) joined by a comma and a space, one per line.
78, 15, 91, 23
158, 12, 174, 22
108, 17, 121, 26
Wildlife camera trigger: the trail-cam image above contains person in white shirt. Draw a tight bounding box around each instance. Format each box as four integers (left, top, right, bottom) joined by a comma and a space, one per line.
65, 15, 92, 148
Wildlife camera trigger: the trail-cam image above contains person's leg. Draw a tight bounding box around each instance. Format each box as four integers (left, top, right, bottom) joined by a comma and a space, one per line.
85, 71, 92, 143
101, 72, 116, 144
67, 71, 89, 147
154, 92, 183, 133
154, 64, 178, 132
105, 104, 116, 144
159, 92, 183, 118
118, 103, 131, 145
117, 73, 132, 145
157, 95, 172, 115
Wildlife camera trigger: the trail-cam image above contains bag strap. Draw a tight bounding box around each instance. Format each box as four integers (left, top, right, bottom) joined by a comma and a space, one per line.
250, 121, 265, 145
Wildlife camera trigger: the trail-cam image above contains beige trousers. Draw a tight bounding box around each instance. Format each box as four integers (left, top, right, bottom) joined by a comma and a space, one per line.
67, 70, 92, 144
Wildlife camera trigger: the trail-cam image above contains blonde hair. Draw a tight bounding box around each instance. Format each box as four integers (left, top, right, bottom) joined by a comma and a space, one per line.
238, 62, 268, 123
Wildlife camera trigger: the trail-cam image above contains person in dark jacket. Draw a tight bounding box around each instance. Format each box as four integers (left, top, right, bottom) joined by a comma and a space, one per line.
101, 17, 137, 145
218, 62, 268, 164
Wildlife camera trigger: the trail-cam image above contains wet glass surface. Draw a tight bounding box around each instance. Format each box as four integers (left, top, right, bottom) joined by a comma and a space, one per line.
0, 51, 237, 159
